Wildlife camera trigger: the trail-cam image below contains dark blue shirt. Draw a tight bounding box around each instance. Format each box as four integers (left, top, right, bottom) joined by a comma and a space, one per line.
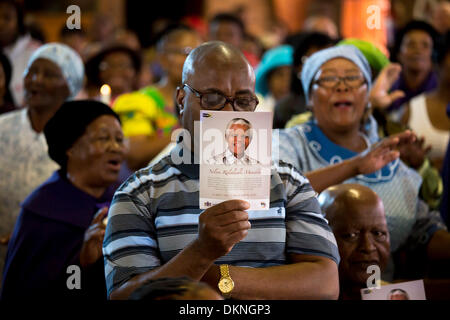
1, 171, 114, 300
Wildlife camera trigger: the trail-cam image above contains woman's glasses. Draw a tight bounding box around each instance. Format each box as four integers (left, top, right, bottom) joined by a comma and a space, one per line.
313, 75, 366, 89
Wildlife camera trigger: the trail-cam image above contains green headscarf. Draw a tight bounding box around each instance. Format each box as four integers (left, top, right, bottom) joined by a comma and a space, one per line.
338, 38, 389, 77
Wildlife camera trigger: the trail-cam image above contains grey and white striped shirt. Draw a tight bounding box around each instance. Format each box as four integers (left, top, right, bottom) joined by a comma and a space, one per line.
103, 146, 340, 297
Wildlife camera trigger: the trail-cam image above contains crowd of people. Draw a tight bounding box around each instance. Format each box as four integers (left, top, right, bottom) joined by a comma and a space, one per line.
0, 0, 449, 300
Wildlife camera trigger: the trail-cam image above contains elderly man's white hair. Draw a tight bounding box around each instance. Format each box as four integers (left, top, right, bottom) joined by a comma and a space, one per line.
182, 41, 253, 84
225, 118, 253, 140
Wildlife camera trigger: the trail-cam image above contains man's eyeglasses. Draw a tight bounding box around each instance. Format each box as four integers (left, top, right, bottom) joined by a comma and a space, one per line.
313, 75, 366, 89
183, 84, 259, 112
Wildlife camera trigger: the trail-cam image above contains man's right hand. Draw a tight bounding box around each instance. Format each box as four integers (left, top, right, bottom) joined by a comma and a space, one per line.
192, 199, 251, 261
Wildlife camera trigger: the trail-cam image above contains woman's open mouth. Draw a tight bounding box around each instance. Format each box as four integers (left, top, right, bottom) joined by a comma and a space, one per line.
106, 159, 122, 171
333, 101, 353, 108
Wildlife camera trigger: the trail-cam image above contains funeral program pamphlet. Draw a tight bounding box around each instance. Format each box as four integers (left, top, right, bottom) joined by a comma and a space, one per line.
199, 111, 272, 210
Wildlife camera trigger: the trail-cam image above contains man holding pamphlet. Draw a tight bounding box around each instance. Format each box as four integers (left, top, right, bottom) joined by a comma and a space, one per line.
103, 41, 341, 300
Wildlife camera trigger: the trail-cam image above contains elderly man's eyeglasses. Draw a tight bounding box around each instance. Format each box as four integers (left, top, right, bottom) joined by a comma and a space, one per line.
313, 75, 366, 89
183, 84, 259, 112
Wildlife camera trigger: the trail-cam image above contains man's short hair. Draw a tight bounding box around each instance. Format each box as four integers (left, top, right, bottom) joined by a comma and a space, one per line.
225, 118, 253, 140
209, 13, 245, 36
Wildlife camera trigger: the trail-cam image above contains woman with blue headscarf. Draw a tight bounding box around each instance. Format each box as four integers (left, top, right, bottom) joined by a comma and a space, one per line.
273, 45, 450, 281
254, 45, 293, 114
0, 43, 84, 286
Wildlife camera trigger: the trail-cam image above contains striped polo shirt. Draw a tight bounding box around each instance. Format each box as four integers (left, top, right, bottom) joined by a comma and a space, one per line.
103, 147, 340, 297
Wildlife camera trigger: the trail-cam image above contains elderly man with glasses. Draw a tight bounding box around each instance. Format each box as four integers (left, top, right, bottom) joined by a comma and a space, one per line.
102, 41, 341, 300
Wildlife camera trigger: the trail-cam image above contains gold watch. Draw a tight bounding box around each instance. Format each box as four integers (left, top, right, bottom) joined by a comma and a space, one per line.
218, 264, 234, 298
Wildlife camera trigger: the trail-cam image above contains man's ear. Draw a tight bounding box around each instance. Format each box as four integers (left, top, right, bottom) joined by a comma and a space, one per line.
176, 86, 185, 118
